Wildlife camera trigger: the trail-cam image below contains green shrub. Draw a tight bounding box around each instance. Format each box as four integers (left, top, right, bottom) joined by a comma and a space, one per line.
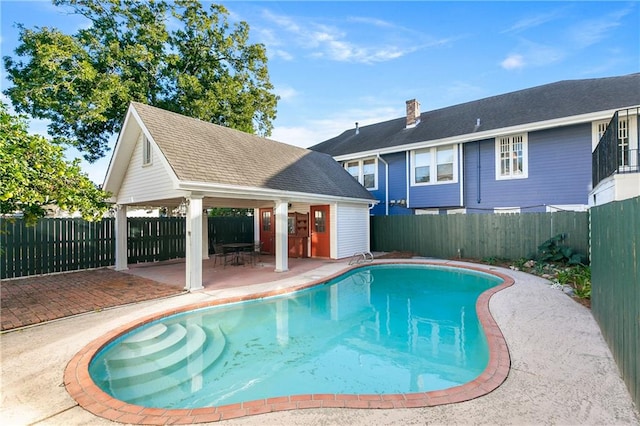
556, 265, 591, 299
537, 234, 588, 265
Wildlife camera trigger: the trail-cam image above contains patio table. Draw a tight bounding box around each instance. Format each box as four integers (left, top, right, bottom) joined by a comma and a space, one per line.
222, 243, 254, 265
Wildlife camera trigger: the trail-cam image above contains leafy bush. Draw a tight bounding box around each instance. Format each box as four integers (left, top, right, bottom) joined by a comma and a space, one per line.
557, 265, 591, 299
537, 234, 588, 265
482, 256, 498, 265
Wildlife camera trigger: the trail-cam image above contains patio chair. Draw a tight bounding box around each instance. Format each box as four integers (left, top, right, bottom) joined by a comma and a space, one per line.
213, 243, 232, 268
242, 242, 263, 266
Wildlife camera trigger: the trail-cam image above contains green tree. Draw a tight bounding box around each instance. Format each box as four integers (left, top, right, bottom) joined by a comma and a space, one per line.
208, 208, 252, 217
3, 0, 278, 162
0, 102, 109, 225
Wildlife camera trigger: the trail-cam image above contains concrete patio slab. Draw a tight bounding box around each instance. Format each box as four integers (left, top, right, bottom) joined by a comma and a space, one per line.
1, 259, 638, 425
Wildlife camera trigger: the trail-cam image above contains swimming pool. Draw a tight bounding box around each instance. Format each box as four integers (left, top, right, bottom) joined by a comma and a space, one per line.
66, 262, 513, 423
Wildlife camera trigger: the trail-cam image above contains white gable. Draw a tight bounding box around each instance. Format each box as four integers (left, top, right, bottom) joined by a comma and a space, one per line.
116, 131, 184, 205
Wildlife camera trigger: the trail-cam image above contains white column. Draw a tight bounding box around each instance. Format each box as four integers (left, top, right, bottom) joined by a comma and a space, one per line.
114, 205, 128, 271
202, 210, 209, 260
253, 208, 260, 247
185, 195, 204, 291
274, 200, 289, 272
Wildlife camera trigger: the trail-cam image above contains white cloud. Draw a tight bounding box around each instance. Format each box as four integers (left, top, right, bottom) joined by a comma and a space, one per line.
272, 105, 399, 148
567, 7, 631, 48
270, 126, 318, 148
256, 28, 294, 60
501, 54, 525, 70
274, 85, 298, 102
347, 16, 395, 28
501, 9, 564, 34
263, 10, 302, 34
270, 49, 294, 61
524, 42, 564, 67
259, 9, 437, 65
500, 39, 564, 71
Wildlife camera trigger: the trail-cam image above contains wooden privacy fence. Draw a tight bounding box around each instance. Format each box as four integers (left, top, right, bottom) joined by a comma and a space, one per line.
0, 216, 254, 279
0, 218, 114, 279
127, 217, 185, 264
590, 196, 639, 407
371, 211, 589, 260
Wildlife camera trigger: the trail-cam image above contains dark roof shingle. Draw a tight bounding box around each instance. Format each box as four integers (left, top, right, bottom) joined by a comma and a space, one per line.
311, 73, 640, 157
131, 102, 374, 201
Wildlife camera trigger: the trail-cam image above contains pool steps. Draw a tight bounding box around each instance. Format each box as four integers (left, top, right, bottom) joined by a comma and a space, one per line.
98, 323, 226, 402
108, 324, 188, 365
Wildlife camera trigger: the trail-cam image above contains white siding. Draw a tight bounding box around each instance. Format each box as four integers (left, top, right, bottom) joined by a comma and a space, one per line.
335, 203, 370, 259
117, 133, 183, 204
288, 203, 310, 214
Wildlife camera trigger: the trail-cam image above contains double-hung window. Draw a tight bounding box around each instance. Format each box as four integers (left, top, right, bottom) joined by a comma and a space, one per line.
345, 158, 377, 189
495, 134, 528, 179
411, 145, 457, 185
592, 120, 609, 150
618, 118, 629, 167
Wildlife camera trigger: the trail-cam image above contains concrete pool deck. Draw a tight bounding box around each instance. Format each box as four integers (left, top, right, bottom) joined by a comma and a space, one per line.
1, 259, 639, 425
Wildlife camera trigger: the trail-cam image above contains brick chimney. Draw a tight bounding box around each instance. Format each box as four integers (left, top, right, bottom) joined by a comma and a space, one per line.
406, 99, 420, 128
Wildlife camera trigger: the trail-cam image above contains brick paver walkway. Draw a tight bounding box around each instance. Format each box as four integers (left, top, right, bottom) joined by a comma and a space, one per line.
1, 268, 185, 331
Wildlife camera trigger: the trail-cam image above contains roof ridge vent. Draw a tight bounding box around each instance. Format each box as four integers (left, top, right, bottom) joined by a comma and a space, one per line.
405, 99, 420, 128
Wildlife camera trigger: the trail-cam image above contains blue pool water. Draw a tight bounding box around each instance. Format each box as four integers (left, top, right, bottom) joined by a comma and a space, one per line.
89, 264, 502, 409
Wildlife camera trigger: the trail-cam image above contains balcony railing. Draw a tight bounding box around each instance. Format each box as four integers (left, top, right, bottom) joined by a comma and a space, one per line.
592, 108, 640, 189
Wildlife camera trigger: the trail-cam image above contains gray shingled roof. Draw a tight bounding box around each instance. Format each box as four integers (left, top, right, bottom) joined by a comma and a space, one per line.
310, 73, 640, 157
131, 102, 374, 201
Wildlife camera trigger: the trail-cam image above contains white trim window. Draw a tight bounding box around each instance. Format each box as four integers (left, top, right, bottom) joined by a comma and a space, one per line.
592, 120, 609, 151
142, 134, 152, 166
345, 158, 377, 189
411, 144, 458, 185
618, 118, 629, 167
495, 134, 528, 180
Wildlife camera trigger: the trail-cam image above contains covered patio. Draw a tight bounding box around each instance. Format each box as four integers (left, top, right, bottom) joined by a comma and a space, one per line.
123, 255, 340, 292
104, 102, 376, 292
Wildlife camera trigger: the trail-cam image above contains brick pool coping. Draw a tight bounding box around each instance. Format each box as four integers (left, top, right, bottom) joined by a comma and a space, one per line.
64, 261, 514, 424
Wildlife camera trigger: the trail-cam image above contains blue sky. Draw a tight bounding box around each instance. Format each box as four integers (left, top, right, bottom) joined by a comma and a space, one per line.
2, 1, 638, 183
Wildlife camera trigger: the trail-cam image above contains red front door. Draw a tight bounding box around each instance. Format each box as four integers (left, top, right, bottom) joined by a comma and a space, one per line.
310, 205, 330, 258
259, 208, 274, 254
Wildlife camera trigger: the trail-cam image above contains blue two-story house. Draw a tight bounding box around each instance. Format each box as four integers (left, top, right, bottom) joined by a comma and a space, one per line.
310, 73, 640, 215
